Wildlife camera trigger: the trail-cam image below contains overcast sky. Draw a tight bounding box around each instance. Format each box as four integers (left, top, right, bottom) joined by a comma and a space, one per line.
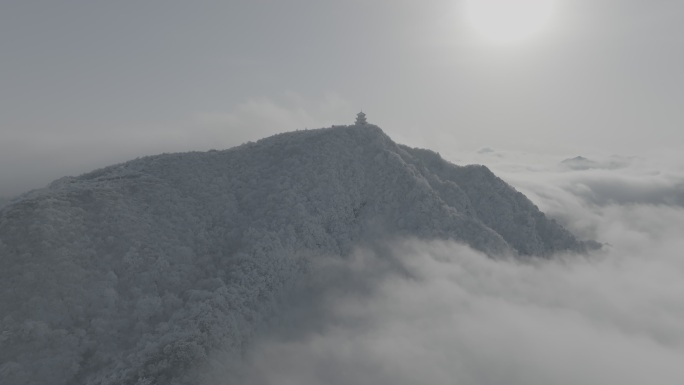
3, 3, 684, 382
2, 0, 684, 196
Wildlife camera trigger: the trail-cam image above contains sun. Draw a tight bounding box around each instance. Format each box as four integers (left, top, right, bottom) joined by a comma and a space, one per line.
464, 0, 557, 44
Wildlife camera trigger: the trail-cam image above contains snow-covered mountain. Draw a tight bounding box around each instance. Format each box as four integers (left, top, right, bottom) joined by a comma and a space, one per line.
0, 125, 590, 385
0, 196, 12, 209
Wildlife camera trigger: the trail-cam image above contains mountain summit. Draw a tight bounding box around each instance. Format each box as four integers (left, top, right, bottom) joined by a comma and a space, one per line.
0, 125, 589, 384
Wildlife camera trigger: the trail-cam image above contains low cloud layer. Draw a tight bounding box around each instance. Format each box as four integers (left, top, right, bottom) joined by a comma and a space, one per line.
228, 240, 684, 385
205, 151, 684, 385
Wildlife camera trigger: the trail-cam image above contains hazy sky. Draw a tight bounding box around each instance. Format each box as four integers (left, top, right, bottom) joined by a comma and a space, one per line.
2, 0, 684, 196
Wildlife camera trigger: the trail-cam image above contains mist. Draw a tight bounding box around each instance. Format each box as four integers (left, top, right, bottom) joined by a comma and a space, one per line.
3, 0, 684, 383
203, 151, 684, 385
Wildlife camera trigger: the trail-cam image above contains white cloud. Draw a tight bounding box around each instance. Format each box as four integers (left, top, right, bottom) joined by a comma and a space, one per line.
204, 150, 684, 385
224, 235, 684, 385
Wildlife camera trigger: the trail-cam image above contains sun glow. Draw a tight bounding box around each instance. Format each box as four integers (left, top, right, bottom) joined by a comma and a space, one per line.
464, 0, 556, 44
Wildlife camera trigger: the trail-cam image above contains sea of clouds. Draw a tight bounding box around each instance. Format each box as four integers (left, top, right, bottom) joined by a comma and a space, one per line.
204, 150, 684, 385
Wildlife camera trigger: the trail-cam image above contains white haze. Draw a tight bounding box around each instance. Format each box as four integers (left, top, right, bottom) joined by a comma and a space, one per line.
206, 151, 684, 385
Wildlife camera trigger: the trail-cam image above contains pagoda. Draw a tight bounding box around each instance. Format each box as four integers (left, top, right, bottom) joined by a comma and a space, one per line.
355, 111, 367, 125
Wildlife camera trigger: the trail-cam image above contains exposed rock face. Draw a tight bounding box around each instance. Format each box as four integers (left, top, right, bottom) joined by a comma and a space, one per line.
0, 125, 588, 385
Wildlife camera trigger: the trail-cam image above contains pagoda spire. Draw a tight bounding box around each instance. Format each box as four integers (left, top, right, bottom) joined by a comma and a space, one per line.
355, 111, 367, 125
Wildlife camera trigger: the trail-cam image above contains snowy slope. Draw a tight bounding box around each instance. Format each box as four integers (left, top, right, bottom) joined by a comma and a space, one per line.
0, 125, 588, 385
0, 196, 12, 209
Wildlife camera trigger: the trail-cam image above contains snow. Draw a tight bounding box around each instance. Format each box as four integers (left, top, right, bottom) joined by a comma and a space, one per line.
0, 125, 588, 384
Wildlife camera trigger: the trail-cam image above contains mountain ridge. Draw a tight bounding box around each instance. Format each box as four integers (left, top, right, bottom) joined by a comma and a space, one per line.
0, 124, 591, 384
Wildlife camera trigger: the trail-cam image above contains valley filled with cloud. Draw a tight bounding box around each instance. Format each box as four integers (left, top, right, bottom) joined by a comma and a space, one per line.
216, 151, 684, 385
3, 1, 684, 383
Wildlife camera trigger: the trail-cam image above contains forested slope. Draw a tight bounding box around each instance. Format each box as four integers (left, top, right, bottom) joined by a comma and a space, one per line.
0, 125, 588, 384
